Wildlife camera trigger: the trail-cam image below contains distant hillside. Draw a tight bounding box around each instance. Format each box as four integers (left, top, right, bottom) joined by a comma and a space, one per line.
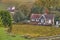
1, 0, 37, 7
1, 0, 37, 9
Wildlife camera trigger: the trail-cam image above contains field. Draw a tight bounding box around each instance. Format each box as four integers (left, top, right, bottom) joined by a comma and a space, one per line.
0, 27, 29, 40
12, 24, 60, 38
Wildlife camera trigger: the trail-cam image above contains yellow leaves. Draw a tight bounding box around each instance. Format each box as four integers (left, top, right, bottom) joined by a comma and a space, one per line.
35, 0, 60, 8
12, 24, 60, 37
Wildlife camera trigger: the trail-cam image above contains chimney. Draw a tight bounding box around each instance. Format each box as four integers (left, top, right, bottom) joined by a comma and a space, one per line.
44, 8, 49, 15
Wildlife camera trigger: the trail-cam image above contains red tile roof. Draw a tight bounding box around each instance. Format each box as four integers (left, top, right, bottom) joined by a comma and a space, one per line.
30, 14, 54, 19
30, 14, 41, 19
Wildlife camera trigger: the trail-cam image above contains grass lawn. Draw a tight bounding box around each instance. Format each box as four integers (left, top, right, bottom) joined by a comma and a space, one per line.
0, 27, 29, 40
1, 24, 60, 40
12, 24, 60, 37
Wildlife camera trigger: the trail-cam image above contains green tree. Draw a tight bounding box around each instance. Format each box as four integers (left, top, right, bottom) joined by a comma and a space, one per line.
14, 4, 32, 20
0, 17, 3, 27
13, 11, 25, 22
0, 10, 12, 32
31, 6, 43, 13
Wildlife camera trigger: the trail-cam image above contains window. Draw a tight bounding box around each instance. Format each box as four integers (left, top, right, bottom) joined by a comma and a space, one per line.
36, 19, 39, 22
31, 19, 35, 21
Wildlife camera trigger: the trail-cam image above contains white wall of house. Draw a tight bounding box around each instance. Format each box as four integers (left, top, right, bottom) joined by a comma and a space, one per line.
48, 19, 51, 24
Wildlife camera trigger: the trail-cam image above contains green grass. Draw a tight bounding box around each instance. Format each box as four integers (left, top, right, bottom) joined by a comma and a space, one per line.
0, 27, 28, 40
12, 24, 60, 37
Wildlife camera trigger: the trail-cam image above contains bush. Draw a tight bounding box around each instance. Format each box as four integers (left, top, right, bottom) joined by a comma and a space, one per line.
0, 17, 3, 27
0, 10, 12, 27
0, 10, 12, 32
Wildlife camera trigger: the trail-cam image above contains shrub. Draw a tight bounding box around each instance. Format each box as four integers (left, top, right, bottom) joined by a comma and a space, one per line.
0, 10, 12, 27
0, 17, 3, 27
0, 10, 12, 32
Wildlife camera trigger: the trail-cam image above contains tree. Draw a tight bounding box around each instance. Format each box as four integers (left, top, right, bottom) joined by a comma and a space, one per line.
31, 6, 43, 13
35, 0, 60, 9
13, 11, 25, 22
2, 0, 34, 20
0, 10, 12, 32
17, 4, 32, 20
0, 17, 3, 27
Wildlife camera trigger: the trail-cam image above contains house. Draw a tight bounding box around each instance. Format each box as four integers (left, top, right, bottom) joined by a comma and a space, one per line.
30, 13, 55, 25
